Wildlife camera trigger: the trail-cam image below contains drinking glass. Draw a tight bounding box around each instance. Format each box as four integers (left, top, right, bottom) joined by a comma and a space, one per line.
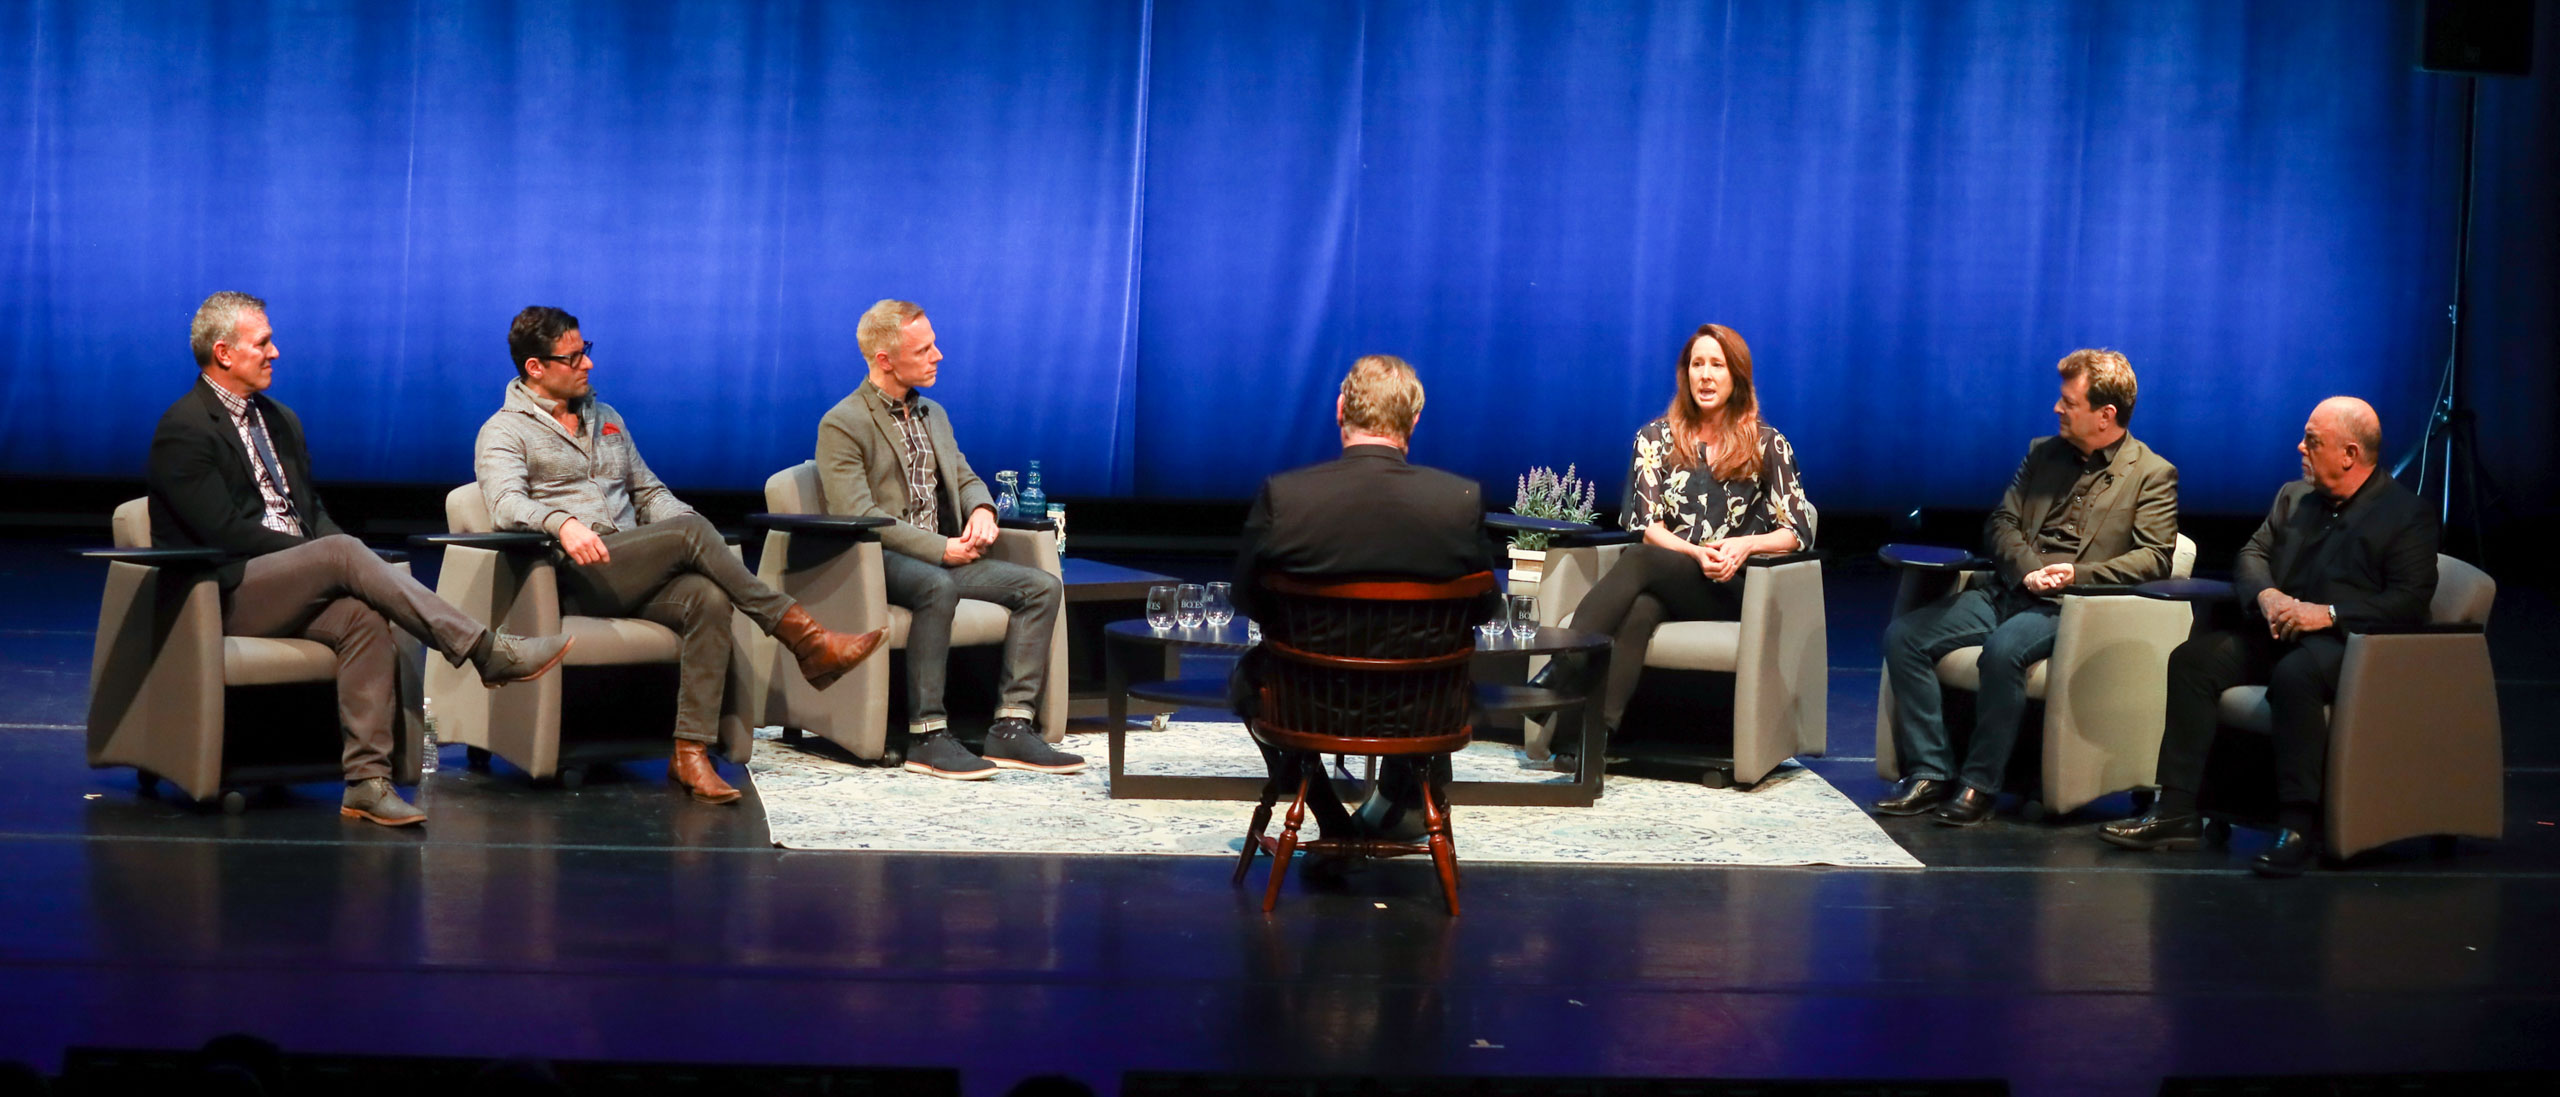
1476, 614, 1505, 647
1246, 619, 1263, 645
1204, 582, 1234, 628
993, 470, 1020, 519
1047, 504, 1067, 555
1176, 583, 1207, 629
1145, 584, 1177, 631
1508, 593, 1539, 641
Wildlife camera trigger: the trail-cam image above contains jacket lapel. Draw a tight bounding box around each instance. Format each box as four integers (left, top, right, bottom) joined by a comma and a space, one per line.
862, 390, 914, 515
193, 382, 259, 486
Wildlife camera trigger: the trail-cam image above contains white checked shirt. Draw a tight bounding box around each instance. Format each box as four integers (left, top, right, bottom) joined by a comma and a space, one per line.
201, 375, 304, 537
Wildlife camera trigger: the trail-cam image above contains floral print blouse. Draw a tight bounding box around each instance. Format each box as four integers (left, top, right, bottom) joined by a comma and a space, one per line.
1621, 418, 1816, 548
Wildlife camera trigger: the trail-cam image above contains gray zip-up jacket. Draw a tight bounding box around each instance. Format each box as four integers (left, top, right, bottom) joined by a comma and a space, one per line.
474, 379, 692, 536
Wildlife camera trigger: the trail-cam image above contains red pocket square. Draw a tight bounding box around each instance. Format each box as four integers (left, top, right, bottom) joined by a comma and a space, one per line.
602, 424, 622, 436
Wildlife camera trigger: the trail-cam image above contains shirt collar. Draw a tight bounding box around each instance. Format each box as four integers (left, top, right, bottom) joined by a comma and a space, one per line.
1342, 443, 1408, 463
2080, 436, 2124, 472
201, 374, 254, 419
861, 379, 928, 419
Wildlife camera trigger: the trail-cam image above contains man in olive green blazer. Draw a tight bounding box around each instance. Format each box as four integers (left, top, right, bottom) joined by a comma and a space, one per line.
1877, 349, 2181, 825
814, 300, 1078, 781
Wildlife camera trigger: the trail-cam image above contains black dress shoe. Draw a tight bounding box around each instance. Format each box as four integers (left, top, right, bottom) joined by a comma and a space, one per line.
1872, 776, 1949, 816
1932, 786, 1995, 827
2098, 811, 2203, 851
2252, 828, 2318, 878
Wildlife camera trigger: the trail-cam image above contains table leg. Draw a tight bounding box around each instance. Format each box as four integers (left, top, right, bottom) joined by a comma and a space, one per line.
1574, 645, 1610, 804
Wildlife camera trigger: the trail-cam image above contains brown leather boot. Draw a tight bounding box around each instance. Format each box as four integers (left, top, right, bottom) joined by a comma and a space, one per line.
670, 740, 742, 804
772, 605, 887, 690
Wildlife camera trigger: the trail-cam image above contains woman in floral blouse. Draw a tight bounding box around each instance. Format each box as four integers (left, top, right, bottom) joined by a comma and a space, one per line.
1572, 322, 1814, 730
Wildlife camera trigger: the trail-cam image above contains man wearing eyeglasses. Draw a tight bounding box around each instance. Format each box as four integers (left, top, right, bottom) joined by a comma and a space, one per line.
147, 291, 577, 827
474, 306, 888, 804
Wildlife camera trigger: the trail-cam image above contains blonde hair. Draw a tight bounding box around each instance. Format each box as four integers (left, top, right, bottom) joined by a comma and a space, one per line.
2058, 348, 2138, 426
1339, 354, 1425, 439
856, 299, 927, 364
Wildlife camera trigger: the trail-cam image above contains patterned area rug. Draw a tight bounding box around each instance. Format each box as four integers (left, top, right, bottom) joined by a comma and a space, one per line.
749, 721, 1921, 868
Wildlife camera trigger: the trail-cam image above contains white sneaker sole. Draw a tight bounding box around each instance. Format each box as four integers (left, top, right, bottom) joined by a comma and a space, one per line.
987, 757, 1087, 774
903, 760, 997, 781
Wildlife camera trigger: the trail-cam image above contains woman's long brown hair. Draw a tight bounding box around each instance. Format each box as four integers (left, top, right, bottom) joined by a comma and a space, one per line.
1664, 323, 1762, 482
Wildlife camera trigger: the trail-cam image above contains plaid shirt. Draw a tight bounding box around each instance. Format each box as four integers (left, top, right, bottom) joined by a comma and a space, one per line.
887, 394, 941, 534
201, 375, 303, 537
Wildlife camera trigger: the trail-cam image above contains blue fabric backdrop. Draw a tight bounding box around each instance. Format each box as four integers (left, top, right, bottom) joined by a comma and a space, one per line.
3, 1, 2493, 514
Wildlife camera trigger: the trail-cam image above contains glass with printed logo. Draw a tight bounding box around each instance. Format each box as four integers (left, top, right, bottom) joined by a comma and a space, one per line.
1508, 593, 1539, 641
1145, 585, 1177, 631
1204, 582, 1234, 628
1177, 583, 1207, 629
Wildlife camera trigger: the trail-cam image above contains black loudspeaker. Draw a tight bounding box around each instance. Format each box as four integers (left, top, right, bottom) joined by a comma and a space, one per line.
2418, 0, 2538, 76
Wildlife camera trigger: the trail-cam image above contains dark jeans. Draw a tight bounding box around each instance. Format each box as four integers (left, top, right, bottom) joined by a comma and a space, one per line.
556, 514, 795, 744
879, 550, 1061, 732
1570, 543, 1743, 728
1882, 586, 2061, 793
225, 535, 489, 781
2153, 626, 2347, 830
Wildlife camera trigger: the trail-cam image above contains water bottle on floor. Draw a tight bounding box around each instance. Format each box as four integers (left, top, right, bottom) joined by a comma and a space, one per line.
420, 697, 439, 775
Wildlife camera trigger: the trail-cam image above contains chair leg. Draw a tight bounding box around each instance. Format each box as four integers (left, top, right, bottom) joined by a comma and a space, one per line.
1234, 769, 1283, 885
1263, 769, 1313, 913
1421, 772, 1461, 917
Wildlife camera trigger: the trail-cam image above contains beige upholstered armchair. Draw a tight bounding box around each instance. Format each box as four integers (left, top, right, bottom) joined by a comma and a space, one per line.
1526, 507, 1828, 788
86, 499, 424, 811
744, 461, 1068, 762
416, 486, 758, 786
2197, 553, 2502, 858
1872, 534, 2199, 818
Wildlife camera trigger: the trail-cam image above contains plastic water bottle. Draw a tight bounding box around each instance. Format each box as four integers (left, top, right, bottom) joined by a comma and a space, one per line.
419, 697, 439, 775
1019, 460, 1047, 517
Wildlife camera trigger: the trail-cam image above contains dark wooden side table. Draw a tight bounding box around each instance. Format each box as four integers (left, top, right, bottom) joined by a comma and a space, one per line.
1102, 618, 1612, 806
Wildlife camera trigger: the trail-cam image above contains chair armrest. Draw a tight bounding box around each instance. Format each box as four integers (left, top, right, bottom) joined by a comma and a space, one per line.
745, 513, 892, 541
372, 547, 410, 563
1877, 543, 1990, 571
409, 532, 555, 553
1484, 513, 1604, 537
76, 548, 227, 566
998, 516, 1056, 531
2134, 578, 2235, 602
1747, 549, 1825, 568
1550, 528, 1640, 548
2350, 622, 2485, 636
2061, 582, 2139, 596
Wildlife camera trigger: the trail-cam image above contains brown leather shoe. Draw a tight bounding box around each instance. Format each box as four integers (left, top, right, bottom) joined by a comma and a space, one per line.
670, 740, 742, 804
773, 605, 887, 691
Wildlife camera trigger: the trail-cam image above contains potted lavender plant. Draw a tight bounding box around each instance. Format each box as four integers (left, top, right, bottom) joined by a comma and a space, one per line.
1507, 464, 1599, 583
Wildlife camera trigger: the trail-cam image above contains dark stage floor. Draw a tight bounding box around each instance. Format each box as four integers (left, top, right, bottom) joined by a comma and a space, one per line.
3, 535, 2558, 1096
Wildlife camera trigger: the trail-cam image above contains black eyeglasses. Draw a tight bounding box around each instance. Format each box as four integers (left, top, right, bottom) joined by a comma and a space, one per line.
539, 342, 595, 367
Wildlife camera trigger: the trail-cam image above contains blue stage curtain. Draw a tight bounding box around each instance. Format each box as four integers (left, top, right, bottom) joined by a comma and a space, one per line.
2, 0, 1145, 495
4, 1, 2491, 515
1136, 0, 2465, 511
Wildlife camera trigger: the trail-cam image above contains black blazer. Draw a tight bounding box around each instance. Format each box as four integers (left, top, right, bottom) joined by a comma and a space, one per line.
2233, 472, 2437, 633
1229, 445, 1497, 622
146, 380, 343, 591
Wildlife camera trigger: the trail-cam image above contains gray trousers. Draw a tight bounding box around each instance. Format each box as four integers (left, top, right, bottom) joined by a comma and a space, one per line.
224, 534, 489, 782
556, 514, 795, 744
879, 550, 1061, 732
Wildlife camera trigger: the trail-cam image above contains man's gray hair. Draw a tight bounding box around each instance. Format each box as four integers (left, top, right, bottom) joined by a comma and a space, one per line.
856, 299, 927, 363
190, 291, 268, 369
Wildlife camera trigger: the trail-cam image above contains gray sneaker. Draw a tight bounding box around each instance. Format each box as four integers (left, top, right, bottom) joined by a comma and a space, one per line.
983, 719, 1086, 774
902, 731, 998, 781
476, 631, 574, 687
341, 777, 426, 826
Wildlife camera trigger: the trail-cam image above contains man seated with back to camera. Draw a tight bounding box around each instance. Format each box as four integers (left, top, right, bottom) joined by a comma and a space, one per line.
1875, 349, 2179, 826
1228, 354, 1499, 841
2100, 397, 2437, 878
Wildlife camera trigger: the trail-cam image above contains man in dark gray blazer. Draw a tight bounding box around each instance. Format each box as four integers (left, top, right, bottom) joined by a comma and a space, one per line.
815, 300, 1076, 781
1876, 349, 2181, 825
2102, 397, 2437, 877
146, 292, 572, 826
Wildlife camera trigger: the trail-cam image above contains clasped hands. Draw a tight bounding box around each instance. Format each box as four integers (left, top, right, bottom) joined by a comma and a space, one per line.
941, 507, 1001, 566
2021, 562, 2075, 594
1691, 538, 1750, 582
2256, 589, 2335, 641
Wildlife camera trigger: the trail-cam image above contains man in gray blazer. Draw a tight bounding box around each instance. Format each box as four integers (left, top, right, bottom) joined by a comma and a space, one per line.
814, 300, 1076, 781
1875, 349, 2181, 825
